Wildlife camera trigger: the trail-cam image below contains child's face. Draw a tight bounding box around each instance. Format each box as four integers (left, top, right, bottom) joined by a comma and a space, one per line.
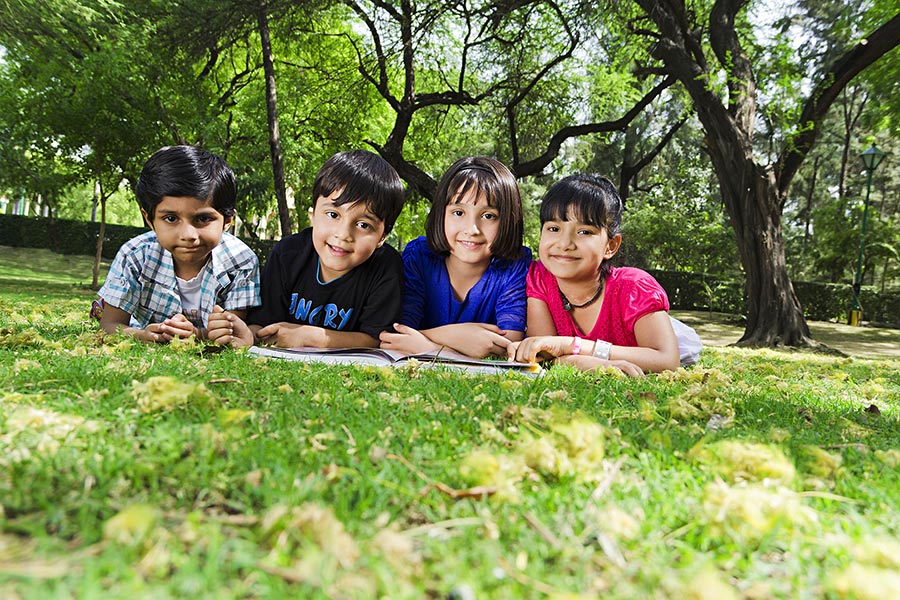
143, 195, 231, 280
310, 189, 386, 282
443, 188, 500, 270
538, 210, 621, 283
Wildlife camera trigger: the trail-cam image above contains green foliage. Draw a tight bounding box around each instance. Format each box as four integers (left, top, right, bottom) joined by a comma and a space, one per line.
1, 276, 900, 597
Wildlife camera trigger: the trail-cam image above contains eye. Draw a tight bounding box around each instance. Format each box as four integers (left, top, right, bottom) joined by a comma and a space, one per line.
356, 221, 372, 230
196, 214, 217, 224
450, 209, 465, 217
577, 228, 594, 236
543, 224, 559, 233
482, 212, 499, 221
161, 215, 177, 224
325, 210, 339, 219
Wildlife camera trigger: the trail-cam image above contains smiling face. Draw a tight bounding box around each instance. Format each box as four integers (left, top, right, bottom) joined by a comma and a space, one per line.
143, 195, 230, 280
538, 211, 621, 284
442, 188, 501, 272
310, 189, 386, 282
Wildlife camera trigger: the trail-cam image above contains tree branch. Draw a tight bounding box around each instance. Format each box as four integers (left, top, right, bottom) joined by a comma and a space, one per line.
776, 12, 900, 195
513, 75, 676, 178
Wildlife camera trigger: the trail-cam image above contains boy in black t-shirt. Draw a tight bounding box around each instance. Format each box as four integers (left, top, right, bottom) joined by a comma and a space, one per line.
223, 150, 405, 348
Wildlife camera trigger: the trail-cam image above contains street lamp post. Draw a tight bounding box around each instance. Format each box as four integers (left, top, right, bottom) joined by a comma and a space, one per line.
849, 144, 886, 326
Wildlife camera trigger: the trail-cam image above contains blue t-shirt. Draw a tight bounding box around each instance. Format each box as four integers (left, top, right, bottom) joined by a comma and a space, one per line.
400, 236, 531, 332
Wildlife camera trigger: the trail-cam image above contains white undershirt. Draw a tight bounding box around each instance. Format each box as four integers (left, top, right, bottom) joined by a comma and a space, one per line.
176, 273, 204, 327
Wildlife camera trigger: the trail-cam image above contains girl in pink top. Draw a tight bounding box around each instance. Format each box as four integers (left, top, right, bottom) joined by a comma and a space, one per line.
508, 174, 680, 376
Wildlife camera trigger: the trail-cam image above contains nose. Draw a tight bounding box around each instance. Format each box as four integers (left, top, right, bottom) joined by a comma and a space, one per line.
334, 220, 355, 241
179, 222, 199, 241
465, 215, 481, 234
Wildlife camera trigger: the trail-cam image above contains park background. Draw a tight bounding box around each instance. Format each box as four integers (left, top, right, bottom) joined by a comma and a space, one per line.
3, 2, 900, 598
1, 0, 898, 341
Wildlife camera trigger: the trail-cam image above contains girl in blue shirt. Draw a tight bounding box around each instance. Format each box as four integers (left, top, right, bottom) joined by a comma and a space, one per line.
380, 156, 531, 358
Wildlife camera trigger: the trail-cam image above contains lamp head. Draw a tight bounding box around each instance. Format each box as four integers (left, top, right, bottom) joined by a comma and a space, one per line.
860, 144, 886, 172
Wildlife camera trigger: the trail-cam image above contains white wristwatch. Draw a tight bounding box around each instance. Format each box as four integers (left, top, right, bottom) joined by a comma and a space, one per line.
592, 340, 611, 360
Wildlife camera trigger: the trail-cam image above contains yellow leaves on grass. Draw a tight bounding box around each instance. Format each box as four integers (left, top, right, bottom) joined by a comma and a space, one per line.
460, 409, 607, 500
103, 504, 161, 546
130, 376, 212, 414
826, 539, 900, 600
689, 440, 796, 485
700, 480, 816, 546
0, 404, 101, 465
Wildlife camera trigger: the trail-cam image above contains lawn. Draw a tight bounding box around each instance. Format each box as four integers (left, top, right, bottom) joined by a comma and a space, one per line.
1, 248, 899, 598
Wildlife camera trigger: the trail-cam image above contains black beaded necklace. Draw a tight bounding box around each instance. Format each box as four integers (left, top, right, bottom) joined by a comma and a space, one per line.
559, 280, 604, 311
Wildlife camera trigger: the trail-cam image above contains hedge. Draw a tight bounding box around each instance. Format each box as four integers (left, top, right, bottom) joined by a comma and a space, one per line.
2, 213, 896, 326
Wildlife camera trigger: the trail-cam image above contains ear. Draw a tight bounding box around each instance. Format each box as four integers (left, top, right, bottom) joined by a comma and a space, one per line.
377, 234, 386, 248
604, 234, 622, 259
141, 208, 154, 230
223, 214, 234, 230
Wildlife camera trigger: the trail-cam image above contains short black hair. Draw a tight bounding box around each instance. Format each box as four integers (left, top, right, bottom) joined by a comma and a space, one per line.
135, 146, 236, 222
312, 150, 405, 234
540, 174, 624, 278
540, 174, 623, 235
425, 156, 523, 261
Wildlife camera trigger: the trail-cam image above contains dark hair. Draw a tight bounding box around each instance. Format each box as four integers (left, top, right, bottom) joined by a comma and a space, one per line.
135, 146, 236, 221
312, 150, 405, 234
425, 156, 523, 261
539, 174, 623, 277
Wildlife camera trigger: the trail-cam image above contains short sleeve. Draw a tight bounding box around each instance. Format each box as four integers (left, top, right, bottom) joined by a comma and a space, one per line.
219, 241, 261, 311
620, 272, 669, 331
400, 238, 428, 327
356, 246, 404, 339
526, 261, 554, 303
98, 242, 144, 316
494, 248, 531, 332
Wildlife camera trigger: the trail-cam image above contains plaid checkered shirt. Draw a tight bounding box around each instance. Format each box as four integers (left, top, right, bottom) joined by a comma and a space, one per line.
98, 231, 260, 329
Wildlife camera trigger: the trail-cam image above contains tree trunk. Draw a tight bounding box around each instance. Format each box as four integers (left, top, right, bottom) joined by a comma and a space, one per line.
257, 2, 291, 236
725, 167, 812, 346
92, 190, 107, 290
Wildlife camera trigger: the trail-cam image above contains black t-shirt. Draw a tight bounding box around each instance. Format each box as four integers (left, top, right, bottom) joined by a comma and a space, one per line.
247, 228, 403, 339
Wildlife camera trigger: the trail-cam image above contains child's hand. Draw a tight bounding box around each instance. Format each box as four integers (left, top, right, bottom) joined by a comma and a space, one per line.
207, 305, 254, 348
379, 324, 440, 354
255, 322, 323, 348
508, 335, 574, 363
435, 323, 513, 358
556, 354, 644, 378
162, 314, 199, 339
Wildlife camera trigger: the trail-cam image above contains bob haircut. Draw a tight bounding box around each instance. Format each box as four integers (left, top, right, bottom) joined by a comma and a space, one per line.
425, 156, 523, 261
136, 145, 237, 222
312, 150, 405, 234
539, 174, 624, 278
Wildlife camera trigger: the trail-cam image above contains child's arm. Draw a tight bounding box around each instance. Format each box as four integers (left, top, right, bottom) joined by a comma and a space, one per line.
253, 322, 379, 348
380, 322, 520, 358
509, 309, 679, 375
207, 306, 254, 347
99, 303, 197, 343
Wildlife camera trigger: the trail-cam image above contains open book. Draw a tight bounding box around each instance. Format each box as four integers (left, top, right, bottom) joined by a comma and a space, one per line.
248, 345, 542, 375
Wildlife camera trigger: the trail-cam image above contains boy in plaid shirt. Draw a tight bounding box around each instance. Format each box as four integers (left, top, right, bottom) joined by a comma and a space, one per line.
96, 145, 260, 345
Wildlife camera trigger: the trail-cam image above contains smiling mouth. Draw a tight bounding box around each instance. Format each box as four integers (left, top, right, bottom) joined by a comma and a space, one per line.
328, 244, 351, 256
457, 240, 483, 249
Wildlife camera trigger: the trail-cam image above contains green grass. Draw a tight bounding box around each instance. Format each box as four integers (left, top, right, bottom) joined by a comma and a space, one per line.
2, 253, 900, 598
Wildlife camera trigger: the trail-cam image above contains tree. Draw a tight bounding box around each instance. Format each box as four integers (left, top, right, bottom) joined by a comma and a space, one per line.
631, 0, 900, 347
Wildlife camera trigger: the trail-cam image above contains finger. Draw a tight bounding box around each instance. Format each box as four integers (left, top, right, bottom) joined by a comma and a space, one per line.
256, 324, 277, 338
212, 304, 224, 313
391, 323, 416, 334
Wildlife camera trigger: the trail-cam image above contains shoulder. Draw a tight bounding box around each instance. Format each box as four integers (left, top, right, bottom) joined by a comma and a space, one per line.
401, 236, 435, 261
268, 228, 313, 259
608, 266, 662, 289
216, 232, 259, 268
490, 245, 532, 273
369, 242, 403, 269
118, 230, 159, 254
525, 260, 556, 295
